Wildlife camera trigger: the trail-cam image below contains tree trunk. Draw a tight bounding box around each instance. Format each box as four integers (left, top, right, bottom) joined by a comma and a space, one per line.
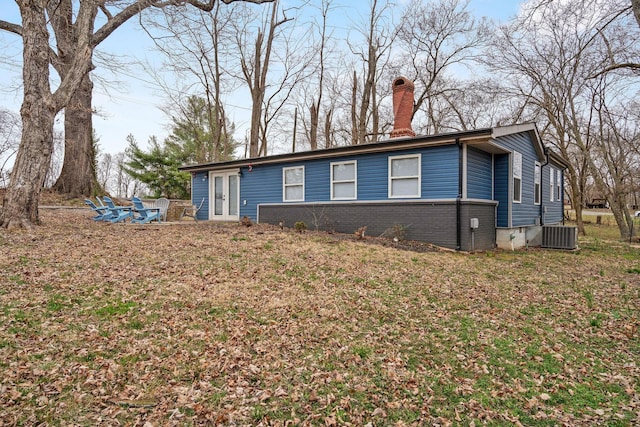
248, 28, 264, 158
309, 102, 319, 150
571, 187, 586, 236
351, 71, 358, 145
52, 72, 100, 197
324, 108, 332, 149
1, 109, 56, 229
1, 5, 55, 229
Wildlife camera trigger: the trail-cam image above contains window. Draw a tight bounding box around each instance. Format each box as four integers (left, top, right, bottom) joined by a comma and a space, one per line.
283, 166, 304, 201
389, 154, 421, 198
556, 170, 562, 202
513, 151, 522, 203
534, 162, 541, 205
549, 168, 555, 202
331, 161, 357, 200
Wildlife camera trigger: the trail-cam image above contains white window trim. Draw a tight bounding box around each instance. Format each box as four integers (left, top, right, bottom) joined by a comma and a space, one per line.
282, 166, 305, 202
549, 168, 555, 202
534, 161, 541, 206
388, 154, 422, 198
556, 170, 562, 202
513, 151, 522, 204
330, 160, 357, 200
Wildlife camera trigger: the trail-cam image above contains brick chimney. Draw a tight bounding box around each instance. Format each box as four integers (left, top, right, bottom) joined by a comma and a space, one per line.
390, 76, 416, 138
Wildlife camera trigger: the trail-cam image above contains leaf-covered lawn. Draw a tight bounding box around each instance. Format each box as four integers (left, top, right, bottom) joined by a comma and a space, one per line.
1, 209, 638, 426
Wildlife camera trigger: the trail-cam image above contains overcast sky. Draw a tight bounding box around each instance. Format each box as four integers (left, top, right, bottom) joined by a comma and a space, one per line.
0, 0, 522, 156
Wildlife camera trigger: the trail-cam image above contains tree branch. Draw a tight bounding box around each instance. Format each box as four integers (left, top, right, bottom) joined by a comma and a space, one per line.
588, 62, 640, 78
93, 0, 274, 47
0, 20, 23, 36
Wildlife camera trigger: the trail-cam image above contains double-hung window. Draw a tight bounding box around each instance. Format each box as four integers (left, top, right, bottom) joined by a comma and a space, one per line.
534, 162, 541, 205
283, 166, 304, 202
513, 151, 522, 203
556, 170, 562, 202
331, 161, 357, 200
389, 154, 421, 198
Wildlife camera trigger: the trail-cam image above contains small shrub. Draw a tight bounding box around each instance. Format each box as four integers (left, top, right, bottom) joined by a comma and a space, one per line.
240, 216, 253, 227
294, 221, 307, 233
383, 224, 408, 241
354, 226, 367, 240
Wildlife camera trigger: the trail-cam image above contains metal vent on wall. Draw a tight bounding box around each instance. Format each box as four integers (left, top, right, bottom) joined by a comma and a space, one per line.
542, 226, 578, 250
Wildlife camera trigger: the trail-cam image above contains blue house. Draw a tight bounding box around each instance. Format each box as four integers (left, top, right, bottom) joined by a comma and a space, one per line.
180, 121, 569, 251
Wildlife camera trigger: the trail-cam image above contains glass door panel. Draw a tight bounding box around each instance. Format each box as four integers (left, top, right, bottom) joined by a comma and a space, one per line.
229, 175, 238, 216
214, 175, 224, 216
211, 171, 239, 221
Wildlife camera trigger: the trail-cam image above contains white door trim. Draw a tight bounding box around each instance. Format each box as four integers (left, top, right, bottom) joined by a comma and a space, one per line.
209, 169, 240, 221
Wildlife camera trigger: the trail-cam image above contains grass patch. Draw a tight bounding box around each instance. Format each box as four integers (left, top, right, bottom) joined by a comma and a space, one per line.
95, 301, 137, 317
46, 294, 69, 312
0, 210, 638, 426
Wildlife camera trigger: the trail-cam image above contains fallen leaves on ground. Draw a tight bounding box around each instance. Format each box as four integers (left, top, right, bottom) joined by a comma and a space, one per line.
0, 209, 638, 426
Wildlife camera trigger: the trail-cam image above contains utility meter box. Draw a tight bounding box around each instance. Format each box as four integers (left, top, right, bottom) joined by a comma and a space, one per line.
470, 218, 479, 229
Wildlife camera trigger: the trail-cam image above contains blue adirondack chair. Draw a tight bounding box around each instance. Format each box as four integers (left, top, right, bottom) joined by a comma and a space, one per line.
131, 197, 161, 224
101, 196, 133, 223
84, 198, 110, 221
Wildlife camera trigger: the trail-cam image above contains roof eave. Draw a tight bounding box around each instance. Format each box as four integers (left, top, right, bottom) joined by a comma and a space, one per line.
180, 128, 494, 172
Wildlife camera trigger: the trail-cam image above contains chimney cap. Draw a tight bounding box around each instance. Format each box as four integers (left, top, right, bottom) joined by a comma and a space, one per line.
393, 76, 414, 90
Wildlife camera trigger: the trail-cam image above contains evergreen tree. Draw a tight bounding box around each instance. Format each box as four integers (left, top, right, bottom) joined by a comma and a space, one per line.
165, 95, 239, 164
122, 135, 190, 199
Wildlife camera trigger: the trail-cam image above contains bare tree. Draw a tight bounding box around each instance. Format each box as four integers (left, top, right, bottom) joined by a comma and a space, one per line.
97, 152, 113, 192
0, 109, 21, 188
304, 0, 333, 150
231, 0, 313, 157
489, 0, 640, 238
395, 0, 490, 134
589, 78, 639, 237
143, 2, 238, 160
438, 78, 512, 131
0, 0, 273, 229
594, 1, 640, 75
45, 0, 99, 199
107, 151, 146, 198
349, 0, 395, 145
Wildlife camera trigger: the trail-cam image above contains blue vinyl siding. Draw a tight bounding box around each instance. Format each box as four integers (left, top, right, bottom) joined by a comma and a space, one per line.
185, 125, 569, 250
494, 154, 510, 227
238, 164, 283, 220
191, 171, 210, 220
355, 155, 385, 199
238, 145, 460, 222
306, 161, 332, 201
495, 133, 541, 227
422, 145, 459, 199
542, 163, 564, 224
467, 146, 492, 200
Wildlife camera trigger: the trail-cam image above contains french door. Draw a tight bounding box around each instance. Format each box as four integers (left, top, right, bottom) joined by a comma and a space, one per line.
210, 171, 239, 221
